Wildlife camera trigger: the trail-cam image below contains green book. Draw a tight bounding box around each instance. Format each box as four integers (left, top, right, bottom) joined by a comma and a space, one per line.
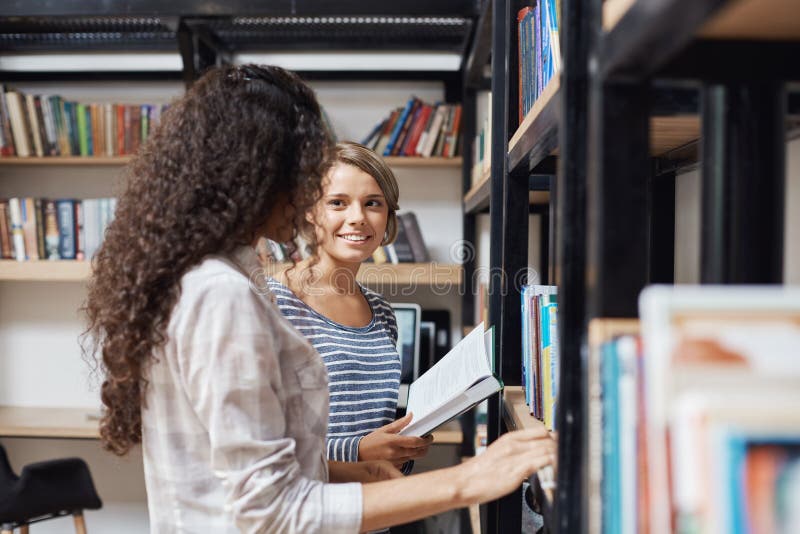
76, 103, 88, 156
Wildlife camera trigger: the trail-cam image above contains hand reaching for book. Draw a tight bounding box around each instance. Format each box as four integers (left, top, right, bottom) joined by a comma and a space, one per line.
358, 413, 434, 467
457, 428, 556, 505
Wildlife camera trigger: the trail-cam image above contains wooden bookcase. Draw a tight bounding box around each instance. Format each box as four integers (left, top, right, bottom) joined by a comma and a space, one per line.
462, 0, 798, 532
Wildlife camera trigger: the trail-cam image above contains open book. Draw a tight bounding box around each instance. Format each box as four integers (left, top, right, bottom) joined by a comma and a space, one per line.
400, 322, 503, 437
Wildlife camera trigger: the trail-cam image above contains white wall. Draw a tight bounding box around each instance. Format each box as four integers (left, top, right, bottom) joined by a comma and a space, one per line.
0, 78, 463, 533
673, 136, 800, 284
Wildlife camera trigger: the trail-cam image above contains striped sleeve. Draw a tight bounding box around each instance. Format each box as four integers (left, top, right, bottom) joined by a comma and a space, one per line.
327, 435, 364, 462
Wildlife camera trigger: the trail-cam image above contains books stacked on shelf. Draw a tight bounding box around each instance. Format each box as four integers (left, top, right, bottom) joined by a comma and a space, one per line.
521, 284, 559, 430
0, 85, 167, 157
588, 287, 800, 534
361, 97, 462, 158
470, 91, 492, 187
0, 197, 116, 261
517, 0, 561, 123
371, 211, 430, 265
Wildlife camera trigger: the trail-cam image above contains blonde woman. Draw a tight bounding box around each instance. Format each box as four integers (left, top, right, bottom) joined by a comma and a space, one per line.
269, 142, 430, 474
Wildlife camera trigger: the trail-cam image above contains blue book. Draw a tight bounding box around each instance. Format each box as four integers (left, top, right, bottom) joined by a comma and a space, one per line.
383, 97, 415, 156
601, 340, 620, 534
55, 199, 76, 260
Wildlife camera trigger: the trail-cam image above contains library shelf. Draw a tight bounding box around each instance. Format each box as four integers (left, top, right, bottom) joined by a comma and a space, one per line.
650, 116, 701, 156
0, 260, 463, 286
0, 260, 91, 281
0, 406, 99, 439
501, 387, 554, 519
0, 156, 131, 166
464, 170, 491, 214
0, 156, 462, 168
508, 76, 560, 174
465, 171, 550, 215
0, 404, 461, 443
605, 0, 800, 41
383, 157, 463, 168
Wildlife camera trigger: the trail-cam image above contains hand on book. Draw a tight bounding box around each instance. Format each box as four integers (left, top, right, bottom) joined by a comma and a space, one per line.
328, 460, 404, 484
358, 413, 434, 467
457, 428, 556, 505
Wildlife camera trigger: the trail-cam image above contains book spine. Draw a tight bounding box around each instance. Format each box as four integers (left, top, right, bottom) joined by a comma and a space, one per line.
44, 199, 60, 259
8, 198, 26, 261
56, 199, 76, 260
0, 200, 12, 258
384, 97, 415, 156
6, 92, 31, 157
35, 198, 46, 259
74, 200, 85, 260
25, 94, 45, 157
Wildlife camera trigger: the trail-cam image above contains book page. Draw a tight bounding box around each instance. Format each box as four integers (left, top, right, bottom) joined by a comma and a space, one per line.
405, 323, 492, 423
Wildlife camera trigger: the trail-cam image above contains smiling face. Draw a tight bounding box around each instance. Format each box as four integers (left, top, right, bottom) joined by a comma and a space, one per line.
312, 162, 388, 266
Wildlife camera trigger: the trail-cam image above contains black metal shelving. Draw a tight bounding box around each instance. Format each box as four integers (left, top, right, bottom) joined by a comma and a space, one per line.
467, 0, 799, 533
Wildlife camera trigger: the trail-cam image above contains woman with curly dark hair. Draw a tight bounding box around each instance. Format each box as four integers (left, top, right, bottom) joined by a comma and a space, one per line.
84, 64, 555, 533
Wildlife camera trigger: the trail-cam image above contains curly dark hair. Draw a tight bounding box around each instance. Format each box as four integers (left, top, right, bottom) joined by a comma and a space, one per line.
83, 64, 332, 456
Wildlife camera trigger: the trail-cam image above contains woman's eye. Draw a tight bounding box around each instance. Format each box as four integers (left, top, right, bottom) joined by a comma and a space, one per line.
366, 200, 383, 208
328, 199, 344, 207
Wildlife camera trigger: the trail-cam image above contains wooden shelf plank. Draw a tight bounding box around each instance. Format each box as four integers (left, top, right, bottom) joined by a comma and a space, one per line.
603, 0, 636, 31
0, 260, 462, 285
699, 0, 800, 40
383, 156, 462, 167
0, 260, 462, 286
0, 406, 100, 439
650, 116, 701, 156
464, 170, 491, 214
0, 156, 461, 169
0, 156, 131, 166
508, 76, 561, 174
0, 260, 91, 281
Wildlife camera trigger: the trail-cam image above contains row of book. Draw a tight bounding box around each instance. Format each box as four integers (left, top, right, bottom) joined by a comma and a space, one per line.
588, 286, 800, 534
517, 0, 561, 122
361, 98, 462, 158
0, 85, 167, 158
521, 284, 560, 431
0, 197, 117, 261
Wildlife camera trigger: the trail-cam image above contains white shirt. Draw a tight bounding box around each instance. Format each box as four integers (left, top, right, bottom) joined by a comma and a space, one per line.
142, 246, 363, 533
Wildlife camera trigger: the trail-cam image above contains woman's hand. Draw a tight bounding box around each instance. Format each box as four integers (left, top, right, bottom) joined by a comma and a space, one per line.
456, 428, 556, 506
358, 414, 433, 467
329, 460, 404, 483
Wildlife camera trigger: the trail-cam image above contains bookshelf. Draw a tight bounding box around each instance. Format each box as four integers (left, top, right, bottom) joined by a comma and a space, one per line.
466, 0, 800, 532
0, 156, 461, 168
0, 405, 463, 443
0, 7, 480, 533
0, 260, 464, 285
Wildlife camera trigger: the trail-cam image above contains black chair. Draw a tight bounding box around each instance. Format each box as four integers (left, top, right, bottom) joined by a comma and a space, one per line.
0, 445, 102, 534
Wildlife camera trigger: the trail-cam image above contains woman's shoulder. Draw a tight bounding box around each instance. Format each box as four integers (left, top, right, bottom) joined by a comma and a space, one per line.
360, 286, 395, 320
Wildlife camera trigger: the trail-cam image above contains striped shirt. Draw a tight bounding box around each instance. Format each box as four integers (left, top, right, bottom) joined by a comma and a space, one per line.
268, 277, 400, 463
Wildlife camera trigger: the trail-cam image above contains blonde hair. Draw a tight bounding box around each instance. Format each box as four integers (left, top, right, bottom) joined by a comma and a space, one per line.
331, 141, 400, 244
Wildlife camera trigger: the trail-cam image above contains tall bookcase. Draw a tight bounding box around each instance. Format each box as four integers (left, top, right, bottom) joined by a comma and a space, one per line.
0, 4, 479, 532
466, 0, 799, 532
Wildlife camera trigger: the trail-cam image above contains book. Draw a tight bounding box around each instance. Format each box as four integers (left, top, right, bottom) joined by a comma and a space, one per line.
397, 212, 430, 262
639, 285, 800, 534
8, 198, 26, 261
391, 218, 416, 262
400, 322, 502, 437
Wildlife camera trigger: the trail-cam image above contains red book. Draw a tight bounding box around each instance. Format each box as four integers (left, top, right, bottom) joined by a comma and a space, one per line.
403, 104, 433, 156
116, 104, 125, 155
